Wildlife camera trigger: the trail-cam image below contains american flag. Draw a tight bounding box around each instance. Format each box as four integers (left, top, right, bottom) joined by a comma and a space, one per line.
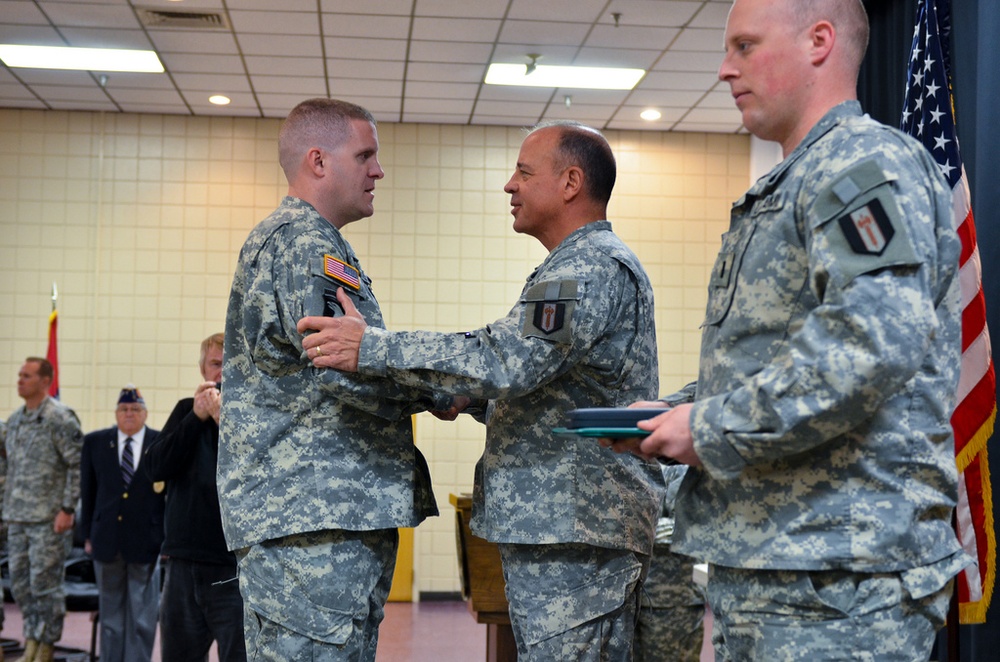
902, 0, 996, 624
324, 254, 361, 290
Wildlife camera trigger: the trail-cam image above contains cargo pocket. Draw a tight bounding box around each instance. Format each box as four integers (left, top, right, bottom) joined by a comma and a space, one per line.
239, 542, 359, 645
518, 556, 643, 646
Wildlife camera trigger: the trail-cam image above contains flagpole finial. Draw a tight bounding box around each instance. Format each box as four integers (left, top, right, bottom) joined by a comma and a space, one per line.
51, 282, 58, 310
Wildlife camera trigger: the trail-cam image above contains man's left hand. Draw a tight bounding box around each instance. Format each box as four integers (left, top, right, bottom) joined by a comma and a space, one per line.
298, 287, 367, 372
54, 510, 74, 534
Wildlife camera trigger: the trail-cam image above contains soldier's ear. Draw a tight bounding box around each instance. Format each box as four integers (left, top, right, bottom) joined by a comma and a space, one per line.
562, 165, 584, 202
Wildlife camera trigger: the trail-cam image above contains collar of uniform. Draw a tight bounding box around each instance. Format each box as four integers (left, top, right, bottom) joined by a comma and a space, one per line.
740, 100, 863, 205
281, 196, 359, 265
22, 395, 55, 420
529, 220, 612, 279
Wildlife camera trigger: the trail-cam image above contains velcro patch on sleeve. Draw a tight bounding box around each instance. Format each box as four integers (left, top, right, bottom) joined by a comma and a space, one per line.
521, 280, 580, 345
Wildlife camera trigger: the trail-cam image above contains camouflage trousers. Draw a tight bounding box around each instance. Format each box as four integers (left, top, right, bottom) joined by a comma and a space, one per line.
634, 543, 706, 662
236, 528, 398, 662
707, 565, 953, 661
7, 521, 72, 644
498, 542, 649, 662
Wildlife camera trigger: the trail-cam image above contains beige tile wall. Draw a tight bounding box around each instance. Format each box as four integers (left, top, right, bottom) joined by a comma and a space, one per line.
0, 108, 748, 594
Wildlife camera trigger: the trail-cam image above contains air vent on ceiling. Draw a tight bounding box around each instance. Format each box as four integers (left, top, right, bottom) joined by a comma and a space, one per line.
137, 8, 230, 29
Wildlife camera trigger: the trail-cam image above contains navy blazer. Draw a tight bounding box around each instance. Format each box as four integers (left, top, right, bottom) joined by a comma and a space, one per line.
80, 426, 166, 564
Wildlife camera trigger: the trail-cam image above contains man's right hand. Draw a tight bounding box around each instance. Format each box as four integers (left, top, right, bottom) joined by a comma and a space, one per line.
192, 381, 221, 423
298, 287, 367, 372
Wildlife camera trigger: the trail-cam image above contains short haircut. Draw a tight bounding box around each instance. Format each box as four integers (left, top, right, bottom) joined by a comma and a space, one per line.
793, 0, 870, 70
200, 332, 224, 370
25, 356, 53, 380
530, 121, 617, 205
278, 98, 377, 178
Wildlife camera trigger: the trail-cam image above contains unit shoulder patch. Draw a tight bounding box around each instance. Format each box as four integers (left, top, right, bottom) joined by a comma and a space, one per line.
837, 198, 895, 256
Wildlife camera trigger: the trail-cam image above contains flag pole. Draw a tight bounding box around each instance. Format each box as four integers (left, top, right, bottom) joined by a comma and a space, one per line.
47, 282, 60, 399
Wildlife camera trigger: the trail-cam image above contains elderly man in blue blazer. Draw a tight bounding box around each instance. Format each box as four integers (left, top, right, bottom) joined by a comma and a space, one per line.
80, 385, 165, 662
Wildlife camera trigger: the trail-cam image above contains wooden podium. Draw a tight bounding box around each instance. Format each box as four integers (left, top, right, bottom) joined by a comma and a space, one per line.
450, 493, 517, 662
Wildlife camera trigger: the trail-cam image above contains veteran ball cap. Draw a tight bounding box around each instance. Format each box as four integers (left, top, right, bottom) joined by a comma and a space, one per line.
117, 384, 145, 406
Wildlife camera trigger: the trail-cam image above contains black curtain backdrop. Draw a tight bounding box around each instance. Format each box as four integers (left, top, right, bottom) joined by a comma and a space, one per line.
860, 1, 1000, 660
858, 0, 919, 125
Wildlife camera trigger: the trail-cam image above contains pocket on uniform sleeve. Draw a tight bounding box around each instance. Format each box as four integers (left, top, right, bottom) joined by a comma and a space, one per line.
811, 160, 920, 286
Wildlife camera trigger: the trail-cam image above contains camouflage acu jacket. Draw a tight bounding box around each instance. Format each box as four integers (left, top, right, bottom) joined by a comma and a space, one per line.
673, 102, 967, 583
359, 221, 665, 554
219, 197, 442, 550
3, 396, 82, 523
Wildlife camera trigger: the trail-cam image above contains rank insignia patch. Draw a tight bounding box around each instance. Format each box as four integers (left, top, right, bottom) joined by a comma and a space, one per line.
324, 254, 361, 290
533, 301, 566, 334
837, 198, 895, 256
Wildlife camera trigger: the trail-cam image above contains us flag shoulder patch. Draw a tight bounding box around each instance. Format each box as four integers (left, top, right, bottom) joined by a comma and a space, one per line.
837, 198, 895, 256
323, 254, 361, 291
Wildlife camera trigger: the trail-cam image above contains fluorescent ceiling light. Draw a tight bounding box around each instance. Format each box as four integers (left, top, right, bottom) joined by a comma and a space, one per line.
0, 44, 164, 73
209, 94, 231, 105
485, 63, 644, 90
640, 109, 662, 121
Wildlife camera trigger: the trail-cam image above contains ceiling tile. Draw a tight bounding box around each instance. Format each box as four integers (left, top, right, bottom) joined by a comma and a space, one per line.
498, 20, 590, 48
39, 2, 139, 29
585, 25, 680, 51
404, 81, 478, 100
412, 17, 502, 42
671, 27, 725, 51
321, 14, 411, 40
162, 53, 245, 75
2, 1, 48, 25
326, 59, 406, 80
507, 0, 606, 22
597, 1, 702, 28
323, 37, 409, 60
414, 0, 508, 20
58, 27, 152, 49
408, 41, 494, 64
171, 73, 253, 92
149, 31, 240, 55
245, 56, 326, 77
251, 76, 327, 96
228, 10, 320, 36
318, 0, 414, 16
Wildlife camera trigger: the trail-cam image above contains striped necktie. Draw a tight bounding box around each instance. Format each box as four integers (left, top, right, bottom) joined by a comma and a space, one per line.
121, 437, 134, 486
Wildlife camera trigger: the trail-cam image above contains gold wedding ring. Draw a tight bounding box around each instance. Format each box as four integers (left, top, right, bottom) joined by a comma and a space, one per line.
316, 345, 323, 356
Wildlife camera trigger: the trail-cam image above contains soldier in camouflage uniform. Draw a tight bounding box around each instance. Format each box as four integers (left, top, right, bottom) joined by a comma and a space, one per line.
300, 121, 666, 661
219, 99, 444, 661
4, 358, 82, 662
634, 464, 705, 662
619, 1, 972, 660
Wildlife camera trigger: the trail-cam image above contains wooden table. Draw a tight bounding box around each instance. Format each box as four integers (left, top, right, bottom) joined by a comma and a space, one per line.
450, 493, 517, 662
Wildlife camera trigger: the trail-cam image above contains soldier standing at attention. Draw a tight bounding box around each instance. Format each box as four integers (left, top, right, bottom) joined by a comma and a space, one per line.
219, 98, 444, 661
3, 358, 82, 662
299, 121, 666, 661
608, 0, 972, 660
